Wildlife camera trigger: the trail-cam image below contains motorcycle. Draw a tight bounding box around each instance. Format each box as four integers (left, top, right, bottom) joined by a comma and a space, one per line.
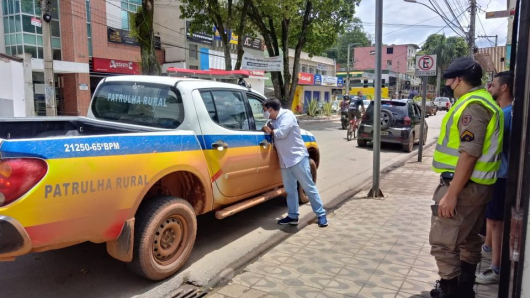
340, 108, 349, 130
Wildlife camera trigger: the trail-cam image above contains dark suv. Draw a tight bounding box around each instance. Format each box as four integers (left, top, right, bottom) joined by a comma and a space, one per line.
357, 99, 428, 152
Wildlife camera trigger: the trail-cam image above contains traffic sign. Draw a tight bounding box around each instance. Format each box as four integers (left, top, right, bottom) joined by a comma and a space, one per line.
486, 10, 515, 19
415, 55, 437, 76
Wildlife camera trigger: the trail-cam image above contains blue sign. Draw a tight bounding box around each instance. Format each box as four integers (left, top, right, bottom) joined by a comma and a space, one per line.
314, 74, 322, 85
337, 77, 344, 87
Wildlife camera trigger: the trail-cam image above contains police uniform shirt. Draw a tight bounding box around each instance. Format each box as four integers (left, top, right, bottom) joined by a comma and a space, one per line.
458, 103, 493, 158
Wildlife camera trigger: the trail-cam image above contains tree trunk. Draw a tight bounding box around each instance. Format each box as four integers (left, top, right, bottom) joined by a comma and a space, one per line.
137, 0, 159, 75
208, 0, 232, 70
234, 0, 250, 70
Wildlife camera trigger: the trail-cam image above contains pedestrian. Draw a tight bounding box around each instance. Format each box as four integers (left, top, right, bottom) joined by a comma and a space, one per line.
430, 57, 504, 298
261, 98, 328, 227
476, 71, 514, 284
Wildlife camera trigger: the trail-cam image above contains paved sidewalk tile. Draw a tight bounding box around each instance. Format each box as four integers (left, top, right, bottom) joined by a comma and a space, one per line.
208, 147, 500, 297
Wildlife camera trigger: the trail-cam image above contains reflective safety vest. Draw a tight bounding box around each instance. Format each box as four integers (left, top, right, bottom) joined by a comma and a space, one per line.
432, 89, 503, 185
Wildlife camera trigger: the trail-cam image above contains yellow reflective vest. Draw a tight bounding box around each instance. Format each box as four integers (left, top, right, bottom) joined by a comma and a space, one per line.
432, 89, 503, 185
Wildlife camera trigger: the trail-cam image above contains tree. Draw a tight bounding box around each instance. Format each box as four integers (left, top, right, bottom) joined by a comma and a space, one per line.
129, 0, 160, 75
420, 34, 467, 95
180, 0, 252, 70
247, 0, 360, 108
324, 18, 371, 66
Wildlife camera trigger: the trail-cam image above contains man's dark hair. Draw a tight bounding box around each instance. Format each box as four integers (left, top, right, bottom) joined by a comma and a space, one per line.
264, 98, 282, 111
495, 71, 514, 96
460, 63, 483, 87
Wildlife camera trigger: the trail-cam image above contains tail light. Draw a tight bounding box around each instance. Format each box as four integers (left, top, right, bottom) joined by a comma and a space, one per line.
446, 102, 450, 108
362, 113, 368, 121
403, 116, 412, 126
0, 159, 48, 207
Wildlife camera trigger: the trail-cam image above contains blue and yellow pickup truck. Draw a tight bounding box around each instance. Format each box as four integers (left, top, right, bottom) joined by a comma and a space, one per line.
0, 76, 320, 280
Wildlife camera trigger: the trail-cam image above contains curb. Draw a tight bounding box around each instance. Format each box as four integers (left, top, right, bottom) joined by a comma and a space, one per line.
204, 138, 439, 290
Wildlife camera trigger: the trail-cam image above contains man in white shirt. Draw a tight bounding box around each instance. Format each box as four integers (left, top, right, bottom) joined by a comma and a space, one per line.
262, 98, 328, 227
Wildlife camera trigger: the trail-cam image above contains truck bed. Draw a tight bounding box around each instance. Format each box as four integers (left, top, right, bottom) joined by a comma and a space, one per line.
0, 117, 166, 140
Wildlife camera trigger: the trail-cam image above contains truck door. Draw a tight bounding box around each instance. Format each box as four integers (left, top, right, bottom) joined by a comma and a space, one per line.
194, 89, 260, 199
246, 93, 283, 190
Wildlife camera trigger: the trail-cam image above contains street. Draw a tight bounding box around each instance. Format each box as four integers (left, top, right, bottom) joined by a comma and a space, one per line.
0, 113, 444, 298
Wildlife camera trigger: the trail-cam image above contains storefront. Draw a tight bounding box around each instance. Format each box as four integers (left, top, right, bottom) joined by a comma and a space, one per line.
90, 57, 140, 94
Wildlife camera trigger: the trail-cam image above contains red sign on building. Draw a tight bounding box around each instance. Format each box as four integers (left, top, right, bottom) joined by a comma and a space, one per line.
298, 72, 314, 85
93, 58, 140, 75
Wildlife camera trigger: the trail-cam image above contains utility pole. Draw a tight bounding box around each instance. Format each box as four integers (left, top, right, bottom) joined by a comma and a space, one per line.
41, 0, 56, 116
469, 0, 477, 57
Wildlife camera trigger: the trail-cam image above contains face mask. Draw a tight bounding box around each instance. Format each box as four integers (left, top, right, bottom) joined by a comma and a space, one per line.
444, 79, 459, 98
263, 111, 270, 119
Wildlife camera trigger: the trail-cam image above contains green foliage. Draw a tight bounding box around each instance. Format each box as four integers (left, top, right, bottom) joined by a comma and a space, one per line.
324, 18, 371, 64
420, 34, 467, 87
308, 99, 319, 117
129, 3, 160, 75
323, 102, 333, 117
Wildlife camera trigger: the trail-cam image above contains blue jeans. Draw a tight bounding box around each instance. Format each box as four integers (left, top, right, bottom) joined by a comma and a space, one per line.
281, 156, 326, 219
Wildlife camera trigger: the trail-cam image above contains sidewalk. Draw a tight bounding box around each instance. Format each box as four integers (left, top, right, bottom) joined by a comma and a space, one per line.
207, 146, 498, 298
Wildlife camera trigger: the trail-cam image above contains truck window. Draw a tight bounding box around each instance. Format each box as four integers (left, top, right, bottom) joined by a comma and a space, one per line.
91, 82, 185, 129
200, 90, 250, 131
247, 94, 266, 130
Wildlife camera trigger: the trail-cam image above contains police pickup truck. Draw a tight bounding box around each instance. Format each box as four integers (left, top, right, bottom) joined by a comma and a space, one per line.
0, 76, 320, 280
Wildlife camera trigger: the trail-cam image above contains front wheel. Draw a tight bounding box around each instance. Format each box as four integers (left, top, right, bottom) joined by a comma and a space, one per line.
128, 196, 197, 281
298, 159, 317, 204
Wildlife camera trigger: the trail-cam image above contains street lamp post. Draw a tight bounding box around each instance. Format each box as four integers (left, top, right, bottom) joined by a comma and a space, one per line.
346, 43, 361, 96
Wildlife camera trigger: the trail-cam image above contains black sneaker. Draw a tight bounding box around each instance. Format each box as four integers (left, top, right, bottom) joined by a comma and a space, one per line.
277, 216, 299, 225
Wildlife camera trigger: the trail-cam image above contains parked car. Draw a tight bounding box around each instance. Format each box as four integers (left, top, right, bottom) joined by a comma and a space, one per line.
425, 101, 437, 116
0, 76, 321, 281
434, 97, 452, 111
357, 99, 428, 152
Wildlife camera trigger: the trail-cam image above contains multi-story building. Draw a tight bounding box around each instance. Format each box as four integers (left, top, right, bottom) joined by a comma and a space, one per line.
353, 44, 421, 98
1, 0, 173, 116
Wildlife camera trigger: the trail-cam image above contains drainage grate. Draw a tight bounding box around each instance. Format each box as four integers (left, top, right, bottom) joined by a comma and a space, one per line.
170, 285, 209, 298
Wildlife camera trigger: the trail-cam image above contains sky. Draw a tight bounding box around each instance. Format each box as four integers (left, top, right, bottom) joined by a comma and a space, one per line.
355, 0, 510, 49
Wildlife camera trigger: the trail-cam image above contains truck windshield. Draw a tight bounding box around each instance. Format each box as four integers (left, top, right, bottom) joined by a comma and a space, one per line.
91, 82, 185, 129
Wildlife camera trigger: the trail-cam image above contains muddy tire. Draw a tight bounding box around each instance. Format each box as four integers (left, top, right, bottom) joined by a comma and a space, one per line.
403, 132, 414, 153
127, 196, 197, 281
298, 159, 317, 204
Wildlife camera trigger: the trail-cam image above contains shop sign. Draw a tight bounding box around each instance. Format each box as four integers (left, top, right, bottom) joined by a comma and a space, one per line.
298, 72, 314, 85
186, 21, 213, 44
107, 27, 161, 49
249, 70, 265, 77
321, 75, 338, 86
242, 36, 263, 50
93, 57, 140, 75
337, 77, 344, 87
31, 17, 42, 27
314, 74, 322, 85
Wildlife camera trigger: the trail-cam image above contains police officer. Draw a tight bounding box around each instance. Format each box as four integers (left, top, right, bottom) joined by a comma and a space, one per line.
430, 57, 504, 298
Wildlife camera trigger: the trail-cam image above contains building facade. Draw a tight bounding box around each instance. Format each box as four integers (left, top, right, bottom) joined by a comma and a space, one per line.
353, 44, 421, 98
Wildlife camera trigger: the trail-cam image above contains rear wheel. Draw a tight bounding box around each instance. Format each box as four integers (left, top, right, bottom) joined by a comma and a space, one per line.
403, 132, 414, 152
357, 138, 367, 147
127, 196, 197, 281
298, 159, 317, 204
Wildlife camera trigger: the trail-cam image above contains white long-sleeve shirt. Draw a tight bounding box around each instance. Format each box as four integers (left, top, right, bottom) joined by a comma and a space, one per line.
271, 109, 309, 168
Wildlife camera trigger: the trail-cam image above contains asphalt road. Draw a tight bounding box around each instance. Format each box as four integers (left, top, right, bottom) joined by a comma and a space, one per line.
0, 113, 444, 298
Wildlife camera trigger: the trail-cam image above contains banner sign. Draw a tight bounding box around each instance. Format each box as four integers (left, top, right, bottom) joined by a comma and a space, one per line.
241, 53, 283, 72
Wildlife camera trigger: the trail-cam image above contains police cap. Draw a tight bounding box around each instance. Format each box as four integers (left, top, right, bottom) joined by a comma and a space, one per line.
443, 57, 480, 79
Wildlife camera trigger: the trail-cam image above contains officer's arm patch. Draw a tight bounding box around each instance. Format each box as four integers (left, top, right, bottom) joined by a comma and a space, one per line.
461, 130, 475, 142
462, 115, 472, 126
